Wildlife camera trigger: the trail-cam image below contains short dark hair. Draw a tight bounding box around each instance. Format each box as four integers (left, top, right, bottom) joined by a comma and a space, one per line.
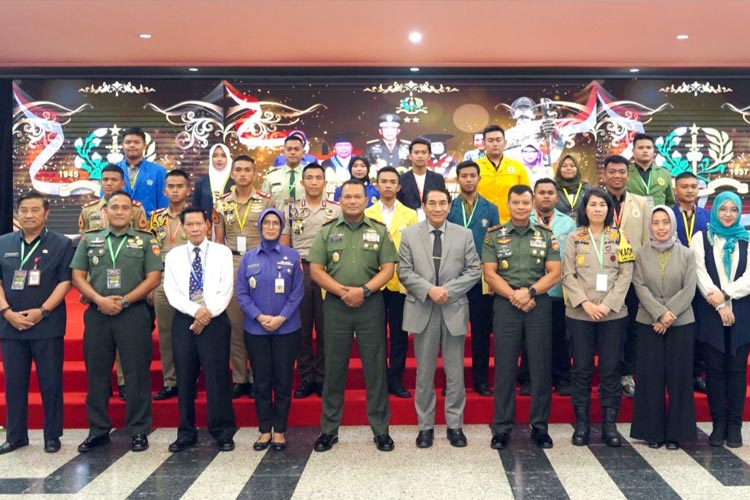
376, 166, 400, 183
632, 133, 655, 147
675, 171, 698, 183
534, 178, 558, 191
122, 127, 146, 142
284, 134, 305, 146
179, 206, 207, 224
340, 179, 366, 196
107, 190, 133, 203
422, 187, 452, 204
409, 137, 431, 154
455, 160, 480, 175
302, 162, 325, 177
166, 168, 190, 183
17, 191, 49, 210
603, 155, 630, 170
232, 155, 255, 167
482, 124, 505, 138
101, 163, 125, 179
577, 188, 614, 227
508, 184, 533, 200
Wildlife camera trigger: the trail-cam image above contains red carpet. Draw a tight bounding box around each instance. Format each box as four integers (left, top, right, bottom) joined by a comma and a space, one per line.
0, 290, 733, 429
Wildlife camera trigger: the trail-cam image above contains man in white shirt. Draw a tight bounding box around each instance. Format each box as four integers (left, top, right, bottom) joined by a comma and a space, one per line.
163, 207, 237, 452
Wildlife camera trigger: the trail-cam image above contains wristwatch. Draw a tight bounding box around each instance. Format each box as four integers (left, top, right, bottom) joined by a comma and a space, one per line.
529, 286, 538, 298
722, 290, 731, 302
121, 299, 131, 309
0, 306, 10, 317
40, 306, 50, 319
361, 285, 372, 298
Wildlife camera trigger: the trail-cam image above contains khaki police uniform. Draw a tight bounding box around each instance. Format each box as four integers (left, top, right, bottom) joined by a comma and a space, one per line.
261, 165, 305, 210
283, 198, 341, 388
215, 189, 274, 386
307, 215, 398, 436
70, 226, 162, 438
149, 207, 189, 390
482, 221, 560, 435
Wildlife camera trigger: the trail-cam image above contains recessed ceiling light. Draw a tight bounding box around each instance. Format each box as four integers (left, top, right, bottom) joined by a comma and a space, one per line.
629, 68, 640, 73
408, 32, 422, 43
676, 34, 689, 40
188, 67, 199, 72
410, 67, 420, 72
138, 33, 152, 39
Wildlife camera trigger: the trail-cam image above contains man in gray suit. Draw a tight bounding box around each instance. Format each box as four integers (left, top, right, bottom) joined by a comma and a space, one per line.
398, 188, 482, 448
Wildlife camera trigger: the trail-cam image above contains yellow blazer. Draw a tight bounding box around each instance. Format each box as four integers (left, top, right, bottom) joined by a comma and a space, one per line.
366, 200, 419, 292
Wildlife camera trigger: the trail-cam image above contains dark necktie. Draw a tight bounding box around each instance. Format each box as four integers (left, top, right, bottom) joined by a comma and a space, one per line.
432, 229, 442, 286
190, 247, 203, 295
289, 169, 296, 199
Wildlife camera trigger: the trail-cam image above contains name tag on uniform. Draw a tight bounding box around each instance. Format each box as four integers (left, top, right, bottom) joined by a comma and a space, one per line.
237, 236, 247, 254
596, 273, 608, 292
28, 269, 41, 286
11, 270, 27, 290
275, 277, 285, 294
107, 268, 122, 289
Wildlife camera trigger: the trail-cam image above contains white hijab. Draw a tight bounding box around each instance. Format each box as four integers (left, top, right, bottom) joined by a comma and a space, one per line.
208, 143, 233, 198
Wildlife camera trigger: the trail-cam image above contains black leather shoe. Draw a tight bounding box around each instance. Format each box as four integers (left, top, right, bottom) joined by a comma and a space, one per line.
666, 441, 680, 450
531, 428, 553, 449
44, 439, 61, 453
474, 383, 493, 397
253, 435, 272, 451
294, 379, 316, 399
131, 434, 149, 452
727, 426, 743, 448
0, 440, 29, 455
153, 385, 178, 401
648, 441, 663, 449
118, 385, 126, 401
168, 438, 197, 453
693, 376, 707, 394
709, 422, 726, 447
231, 383, 250, 399
519, 381, 531, 396
218, 438, 235, 452
447, 428, 468, 448
491, 432, 510, 450
373, 434, 394, 452
270, 439, 287, 451
555, 380, 572, 396
314, 433, 338, 452
78, 434, 111, 453
416, 429, 434, 448
388, 383, 411, 398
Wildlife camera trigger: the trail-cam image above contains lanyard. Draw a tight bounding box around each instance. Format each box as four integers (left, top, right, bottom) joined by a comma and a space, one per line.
613, 202, 624, 227
106, 236, 127, 268
234, 199, 252, 231
588, 228, 606, 269
682, 211, 695, 247
20, 239, 42, 270
562, 184, 583, 210
461, 198, 475, 228
188, 244, 208, 289
637, 167, 651, 195
165, 215, 183, 245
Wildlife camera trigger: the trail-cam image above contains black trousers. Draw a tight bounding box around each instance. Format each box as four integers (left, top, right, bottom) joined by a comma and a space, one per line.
467, 282, 493, 387
297, 263, 324, 385
246, 330, 299, 433
1, 337, 63, 443
568, 316, 628, 410
83, 303, 152, 437
630, 323, 697, 443
492, 295, 552, 434
620, 285, 639, 377
518, 297, 570, 386
172, 312, 236, 442
701, 333, 749, 429
383, 289, 408, 386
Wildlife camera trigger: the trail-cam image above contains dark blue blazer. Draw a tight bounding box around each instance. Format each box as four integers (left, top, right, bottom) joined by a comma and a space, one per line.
397, 169, 446, 210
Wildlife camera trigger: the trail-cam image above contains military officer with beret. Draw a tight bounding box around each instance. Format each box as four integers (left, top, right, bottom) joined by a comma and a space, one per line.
482, 184, 561, 451
308, 179, 398, 453
215, 155, 275, 399
71, 190, 162, 453
363, 114, 411, 172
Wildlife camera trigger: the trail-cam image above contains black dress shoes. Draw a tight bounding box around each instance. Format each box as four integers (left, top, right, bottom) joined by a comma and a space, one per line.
217, 438, 235, 452
666, 441, 680, 450
294, 379, 317, 399
78, 434, 111, 453
373, 434, 394, 452
388, 383, 411, 398
491, 432, 510, 450
131, 434, 149, 452
169, 437, 197, 453
693, 376, 707, 394
231, 383, 250, 399
473, 384, 493, 397
709, 423, 726, 447
0, 440, 29, 455
153, 385, 178, 401
416, 429, 434, 448
531, 428, 554, 449
313, 433, 338, 452
118, 385, 126, 401
44, 439, 61, 453
726, 426, 743, 448
447, 428, 468, 448
270, 439, 287, 451
648, 441, 664, 449
253, 436, 272, 451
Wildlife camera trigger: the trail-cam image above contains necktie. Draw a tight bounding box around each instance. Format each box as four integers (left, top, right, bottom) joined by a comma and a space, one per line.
289, 169, 296, 200
190, 247, 203, 295
432, 229, 442, 286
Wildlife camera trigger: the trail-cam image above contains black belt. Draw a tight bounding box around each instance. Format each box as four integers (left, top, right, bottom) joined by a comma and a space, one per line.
232, 250, 242, 256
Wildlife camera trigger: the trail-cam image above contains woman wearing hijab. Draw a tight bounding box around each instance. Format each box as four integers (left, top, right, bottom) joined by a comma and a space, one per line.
236, 208, 304, 451
192, 143, 235, 216
630, 206, 697, 450
691, 191, 750, 448
554, 154, 591, 223
333, 156, 379, 207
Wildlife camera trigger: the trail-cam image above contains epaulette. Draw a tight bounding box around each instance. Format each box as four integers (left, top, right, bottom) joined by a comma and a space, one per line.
366, 139, 379, 144
256, 190, 271, 199
486, 223, 503, 233
85, 228, 101, 233
369, 218, 386, 227
133, 200, 143, 207
83, 199, 100, 208
151, 207, 167, 214
534, 222, 553, 234
218, 192, 232, 200
324, 199, 339, 205
323, 218, 338, 226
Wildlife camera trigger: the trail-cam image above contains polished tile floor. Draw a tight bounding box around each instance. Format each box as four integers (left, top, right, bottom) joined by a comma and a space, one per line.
0, 423, 748, 499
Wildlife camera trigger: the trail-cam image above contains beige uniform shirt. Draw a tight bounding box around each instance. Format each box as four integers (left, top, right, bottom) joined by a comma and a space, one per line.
148, 207, 189, 261
282, 198, 341, 259
215, 189, 275, 253
78, 198, 149, 233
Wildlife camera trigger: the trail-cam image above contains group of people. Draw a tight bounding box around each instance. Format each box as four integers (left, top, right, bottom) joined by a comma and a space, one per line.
0, 125, 747, 457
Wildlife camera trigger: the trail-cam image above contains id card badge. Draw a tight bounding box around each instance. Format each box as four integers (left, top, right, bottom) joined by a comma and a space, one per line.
275, 277, 285, 294
190, 290, 205, 305
106, 268, 122, 290
596, 273, 608, 292
11, 270, 27, 290
237, 236, 247, 254
28, 269, 41, 286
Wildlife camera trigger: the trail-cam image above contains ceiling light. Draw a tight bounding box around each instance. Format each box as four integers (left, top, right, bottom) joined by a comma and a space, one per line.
676, 34, 689, 40
410, 67, 420, 72
408, 32, 422, 43
629, 68, 640, 73
188, 67, 199, 72
138, 33, 152, 39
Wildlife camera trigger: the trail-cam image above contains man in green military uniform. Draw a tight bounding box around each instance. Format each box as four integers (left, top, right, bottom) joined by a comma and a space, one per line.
626, 132, 675, 206
148, 169, 191, 401
215, 155, 275, 398
483, 185, 561, 451
280, 163, 341, 398
308, 179, 398, 452
71, 190, 162, 453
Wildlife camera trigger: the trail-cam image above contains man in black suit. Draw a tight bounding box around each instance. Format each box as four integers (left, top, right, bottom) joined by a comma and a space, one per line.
397, 138, 446, 220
